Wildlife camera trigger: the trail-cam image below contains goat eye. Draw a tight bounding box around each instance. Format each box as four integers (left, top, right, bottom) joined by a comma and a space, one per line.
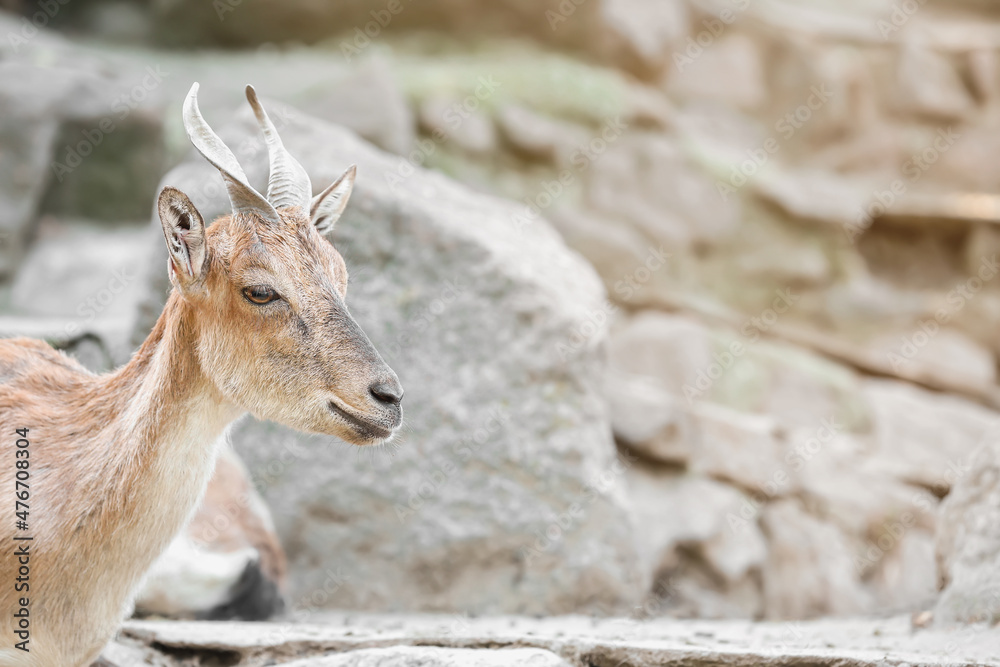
243, 286, 279, 304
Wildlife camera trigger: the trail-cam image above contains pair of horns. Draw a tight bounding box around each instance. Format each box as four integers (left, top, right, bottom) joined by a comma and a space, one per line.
183, 82, 312, 221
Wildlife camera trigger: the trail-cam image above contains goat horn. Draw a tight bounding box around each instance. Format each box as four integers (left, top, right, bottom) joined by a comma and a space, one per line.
182, 82, 280, 222
245, 85, 312, 213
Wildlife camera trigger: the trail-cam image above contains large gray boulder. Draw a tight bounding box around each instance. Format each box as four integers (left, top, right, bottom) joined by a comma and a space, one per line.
135, 98, 644, 614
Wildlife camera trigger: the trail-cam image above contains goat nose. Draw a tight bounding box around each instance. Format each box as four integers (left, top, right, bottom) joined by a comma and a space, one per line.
369, 379, 403, 406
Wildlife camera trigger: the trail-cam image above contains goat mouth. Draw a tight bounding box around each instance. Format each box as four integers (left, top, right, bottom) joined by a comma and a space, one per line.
327, 400, 393, 441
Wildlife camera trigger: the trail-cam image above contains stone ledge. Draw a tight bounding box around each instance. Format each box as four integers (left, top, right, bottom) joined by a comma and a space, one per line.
107, 614, 1000, 667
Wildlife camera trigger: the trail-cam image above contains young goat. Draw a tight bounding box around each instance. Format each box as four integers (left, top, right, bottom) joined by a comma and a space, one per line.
0, 83, 403, 666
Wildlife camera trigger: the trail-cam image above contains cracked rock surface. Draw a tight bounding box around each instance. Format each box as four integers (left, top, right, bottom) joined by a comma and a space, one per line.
104, 613, 1000, 666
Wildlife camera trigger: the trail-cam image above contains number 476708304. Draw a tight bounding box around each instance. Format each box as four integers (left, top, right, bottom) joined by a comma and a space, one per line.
14, 428, 29, 532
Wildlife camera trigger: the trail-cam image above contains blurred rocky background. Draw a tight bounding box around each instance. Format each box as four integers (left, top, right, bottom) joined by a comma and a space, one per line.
4, 0, 1000, 653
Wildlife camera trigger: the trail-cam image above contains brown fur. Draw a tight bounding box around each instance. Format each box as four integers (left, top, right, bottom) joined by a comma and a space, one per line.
0, 200, 401, 665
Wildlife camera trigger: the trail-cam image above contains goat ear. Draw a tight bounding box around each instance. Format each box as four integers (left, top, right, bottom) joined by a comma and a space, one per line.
310, 165, 356, 235
158, 186, 207, 289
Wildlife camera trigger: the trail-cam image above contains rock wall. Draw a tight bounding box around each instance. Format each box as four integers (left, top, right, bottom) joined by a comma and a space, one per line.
371, 3, 1000, 620
147, 0, 688, 80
